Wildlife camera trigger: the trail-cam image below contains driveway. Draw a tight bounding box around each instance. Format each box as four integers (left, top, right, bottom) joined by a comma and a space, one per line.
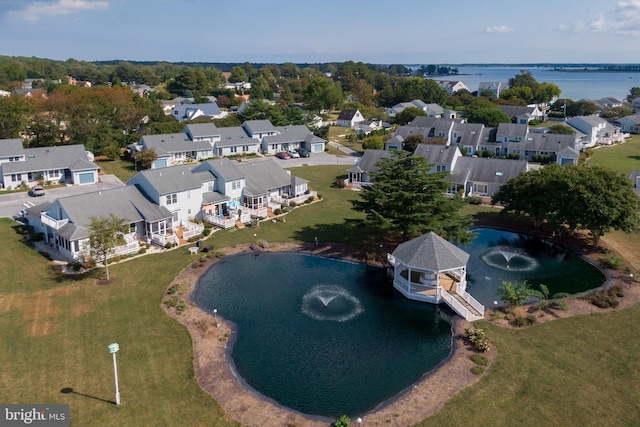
0, 174, 125, 219
272, 143, 362, 168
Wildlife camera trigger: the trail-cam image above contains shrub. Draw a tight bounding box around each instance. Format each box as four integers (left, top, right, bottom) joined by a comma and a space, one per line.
29, 232, 44, 242
166, 285, 177, 295
289, 201, 297, 208
464, 327, 490, 352
333, 415, 350, 427
68, 261, 83, 272
305, 196, 314, 204
471, 366, 485, 375
467, 196, 482, 205
470, 353, 489, 366
529, 119, 541, 126
580, 286, 623, 308
164, 242, 175, 249
138, 248, 147, 255
601, 255, 623, 270
512, 315, 536, 327
175, 303, 187, 314
274, 208, 282, 215
609, 284, 625, 297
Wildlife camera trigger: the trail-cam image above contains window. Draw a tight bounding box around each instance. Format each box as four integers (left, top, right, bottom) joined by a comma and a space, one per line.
50, 170, 60, 178
231, 180, 241, 190
187, 190, 191, 199
436, 165, 447, 172
472, 183, 488, 194
166, 194, 177, 205
230, 146, 237, 153
207, 182, 214, 192
11, 174, 20, 182
243, 146, 249, 152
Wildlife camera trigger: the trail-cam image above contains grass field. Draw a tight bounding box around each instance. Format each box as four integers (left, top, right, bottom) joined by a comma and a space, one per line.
2, 144, 640, 426
586, 134, 640, 174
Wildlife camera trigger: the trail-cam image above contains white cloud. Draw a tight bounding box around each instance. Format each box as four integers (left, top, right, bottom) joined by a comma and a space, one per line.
485, 25, 514, 34
6, 0, 109, 23
558, 1, 640, 36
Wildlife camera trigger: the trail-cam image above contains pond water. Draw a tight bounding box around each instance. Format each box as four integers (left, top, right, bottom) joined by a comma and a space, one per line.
463, 228, 606, 306
193, 253, 452, 418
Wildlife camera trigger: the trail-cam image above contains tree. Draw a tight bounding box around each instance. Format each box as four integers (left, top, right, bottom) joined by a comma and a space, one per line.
626, 86, 640, 102
350, 151, 474, 242
497, 280, 533, 306
228, 66, 247, 83
394, 107, 426, 125
603, 106, 633, 119
547, 124, 576, 134
466, 107, 511, 127
0, 95, 35, 139
402, 134, 424, 152
249, 76, 273, 100
134, 149, 158, 170
303, 77, 343, 113
492, 164, 640, 246
88, 214, 128, 280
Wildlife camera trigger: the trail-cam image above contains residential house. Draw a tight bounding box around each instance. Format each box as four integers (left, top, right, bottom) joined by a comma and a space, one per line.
347, 149, 395, 187
213, 126, 262, 157
172, 102, 225, 122
433, 80, 470, 95
262, 125, 327, 155
26, 185, 174, 261
0, 140, 99, 189
445, 156, 528, 199
135, 133, 213, 168
555, 146, 580, 165
498, 105, 544, 124
386, 100, 448, 118
336, 109, 365, 128
615, 114, 640, 134
242, 120, 278, 141
566, 115, 625, 147
193, 158, 312, 227
477, 81, 509, 98
506, 132, 580, 162
628, 170, 640, 200
12, 88, 46, 98
414, 144, 462, 173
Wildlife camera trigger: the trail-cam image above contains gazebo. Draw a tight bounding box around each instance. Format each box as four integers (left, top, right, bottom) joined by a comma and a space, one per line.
389, 232, 484, 321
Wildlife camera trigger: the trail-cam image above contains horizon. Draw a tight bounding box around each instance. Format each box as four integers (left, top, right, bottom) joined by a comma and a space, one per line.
1, 1, 639, 64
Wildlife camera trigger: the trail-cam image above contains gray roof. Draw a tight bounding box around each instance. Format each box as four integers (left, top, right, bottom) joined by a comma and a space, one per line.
54, 186, 172, 240
498, 105, 536, 117
446, 157, 527, 185
236, 159, 295, 196
496, 123, 529, 139
139, 133, 210, 156
337, 109, 359, 120
0, 138, 24, 157
215, 126, 256, 148
414, 144, 459, 165
264, 125, 318, 145
202, 191, 230, 204
407, 116, 440, 128
172, 103, 221, 121
348, 149, 395, 173
242, 120, 277, 135
127, 164, 204, 195
451, 122, 485, 147
392, 232, 469, 271
510, 133, 577, 152
183, 123, 219, 138
0, 144, 98, 174
195, 157, 245, 181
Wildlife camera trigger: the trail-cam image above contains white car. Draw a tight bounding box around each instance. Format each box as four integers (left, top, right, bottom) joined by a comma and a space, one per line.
287, 149, 300, 158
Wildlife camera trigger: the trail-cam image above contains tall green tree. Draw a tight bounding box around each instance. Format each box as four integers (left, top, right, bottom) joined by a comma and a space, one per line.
303, 77, 343, 113
546, 124, 576, 134
466, 107, 511, 127
627, 87, 640, 101
88, 214, 128, 280
0, 95, 34, 139
394, 107, 427, 125
351, 151, 473, 242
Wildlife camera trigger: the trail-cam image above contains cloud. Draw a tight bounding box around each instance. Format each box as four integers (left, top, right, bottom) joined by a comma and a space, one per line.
558, 1, 640, 36
485, 25, 514, 34
6, 0, 109, 23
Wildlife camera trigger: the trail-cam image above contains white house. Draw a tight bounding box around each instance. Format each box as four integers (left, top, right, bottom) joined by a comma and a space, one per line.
0, 139, 99, 189
615, 114, 640, 134
336, 109, 365, 128
566, 116, 625, 148
172, 103, 225, 122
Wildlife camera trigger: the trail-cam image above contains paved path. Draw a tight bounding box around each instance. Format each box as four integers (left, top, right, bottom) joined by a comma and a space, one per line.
0, 174, 125, 219
273, 142, 362, 168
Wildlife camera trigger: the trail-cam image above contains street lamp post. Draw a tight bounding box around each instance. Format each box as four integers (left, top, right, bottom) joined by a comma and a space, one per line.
213, 308, 218, 327
356, 417, 362, 427
108, 343, 121, 405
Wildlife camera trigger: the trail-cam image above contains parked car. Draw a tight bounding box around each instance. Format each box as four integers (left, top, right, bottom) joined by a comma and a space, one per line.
297, 148, 310, 157
287, 149, 300, 158
30, 185, 45, 197
276, 151, 291, 160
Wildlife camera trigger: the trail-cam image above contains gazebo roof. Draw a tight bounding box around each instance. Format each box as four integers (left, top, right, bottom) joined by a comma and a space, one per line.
392, 232, 469, 271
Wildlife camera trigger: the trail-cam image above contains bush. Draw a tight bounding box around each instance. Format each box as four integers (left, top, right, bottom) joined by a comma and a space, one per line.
138, 248, 147, 255
273, 208, 282, 215
467, 196, 482, 205
580, 285, 623, 308
305, 196, 314, 204
601, 255, 624, 270
68, 261, 83, 272
333, 415, 350, 427
29, 232, 44, 242
512, 315, 536, 327
289, 201, 297, 208
529, 119, 541, 126
464, 327, 490, 352
471, 365, 485, 375
470, 353, 489, 366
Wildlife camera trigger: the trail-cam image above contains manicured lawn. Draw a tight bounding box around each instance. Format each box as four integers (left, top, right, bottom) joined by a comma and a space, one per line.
2, 162, 640, 426
95, 157, 138, 183
587, 134, 640, 174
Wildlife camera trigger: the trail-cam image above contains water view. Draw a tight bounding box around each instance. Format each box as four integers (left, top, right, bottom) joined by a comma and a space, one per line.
428, 65, 638, 101
193, 253, 452, 418
463, 228, 606, 307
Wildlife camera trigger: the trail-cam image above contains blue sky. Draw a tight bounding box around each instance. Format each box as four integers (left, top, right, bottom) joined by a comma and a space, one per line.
0, 0, 639, 64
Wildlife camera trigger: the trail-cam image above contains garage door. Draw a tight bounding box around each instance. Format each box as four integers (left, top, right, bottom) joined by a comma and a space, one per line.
154, 159, 167, 168
311, 143, 324, 153
78, 172, 94, 184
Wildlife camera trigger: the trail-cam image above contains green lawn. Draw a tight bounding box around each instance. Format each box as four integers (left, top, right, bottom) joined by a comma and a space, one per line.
2, 163, 640, 426
95, 157, 138, 183
587, 134, 640, 174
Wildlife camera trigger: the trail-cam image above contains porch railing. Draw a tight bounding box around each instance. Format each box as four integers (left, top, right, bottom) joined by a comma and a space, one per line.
271, 190, 317, 207
243, 206, 268, 218
151, 233, 179, 247
181, 220, 204, 239
205, 214, 236, 229
40, 212, 69, 230
456, 287, 485, 317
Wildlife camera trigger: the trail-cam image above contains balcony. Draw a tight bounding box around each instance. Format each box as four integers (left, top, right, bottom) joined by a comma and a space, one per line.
40, 212, 69, 230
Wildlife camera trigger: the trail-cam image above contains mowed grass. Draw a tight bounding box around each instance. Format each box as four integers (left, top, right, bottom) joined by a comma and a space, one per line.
587, 134, 640, 174
2, 157, 640, 426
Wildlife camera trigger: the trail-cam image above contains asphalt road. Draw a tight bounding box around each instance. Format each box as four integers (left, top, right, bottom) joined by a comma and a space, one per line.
0, 174, 125, 219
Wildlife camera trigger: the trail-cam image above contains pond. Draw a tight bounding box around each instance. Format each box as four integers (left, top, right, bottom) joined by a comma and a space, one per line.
193, 252, 452, 418
463, 228, 606, 306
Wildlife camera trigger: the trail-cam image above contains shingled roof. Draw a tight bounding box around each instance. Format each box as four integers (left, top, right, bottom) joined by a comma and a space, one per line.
392, 232, 469, 271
